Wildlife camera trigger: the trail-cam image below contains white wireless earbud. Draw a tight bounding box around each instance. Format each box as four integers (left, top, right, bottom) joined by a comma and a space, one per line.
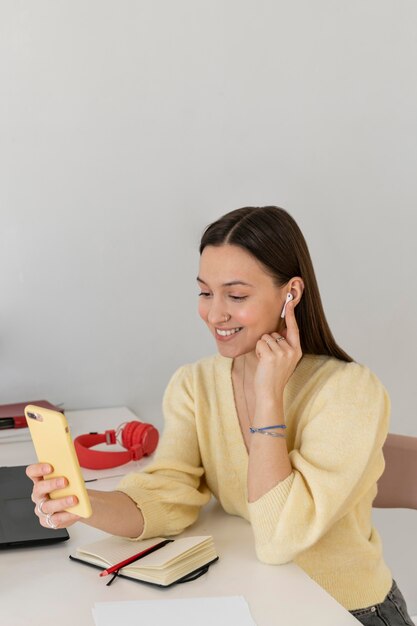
281, 293, 294, 319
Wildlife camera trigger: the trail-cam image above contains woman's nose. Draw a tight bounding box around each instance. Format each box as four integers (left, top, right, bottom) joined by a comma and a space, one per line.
207, 300, 228, 326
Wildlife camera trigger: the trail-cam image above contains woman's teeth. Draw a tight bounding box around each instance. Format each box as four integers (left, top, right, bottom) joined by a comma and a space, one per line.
216, 327, 243, 337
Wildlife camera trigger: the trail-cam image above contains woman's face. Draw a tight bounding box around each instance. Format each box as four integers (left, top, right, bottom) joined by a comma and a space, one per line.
197, 244, 287, 358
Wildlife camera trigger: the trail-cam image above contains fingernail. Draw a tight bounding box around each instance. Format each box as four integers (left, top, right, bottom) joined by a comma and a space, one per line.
66, 496, 74, 505
43, 464, 52, 474
58, 478, 65, 488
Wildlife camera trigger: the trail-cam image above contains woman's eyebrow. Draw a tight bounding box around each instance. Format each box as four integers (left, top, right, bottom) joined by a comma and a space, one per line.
196, 276, 254, 287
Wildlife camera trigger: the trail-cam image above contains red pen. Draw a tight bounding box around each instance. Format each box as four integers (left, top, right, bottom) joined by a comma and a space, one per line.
99, 539, 172, 577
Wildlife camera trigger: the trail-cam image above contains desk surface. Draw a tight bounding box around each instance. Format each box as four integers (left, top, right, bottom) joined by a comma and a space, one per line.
0, 407, 359, 626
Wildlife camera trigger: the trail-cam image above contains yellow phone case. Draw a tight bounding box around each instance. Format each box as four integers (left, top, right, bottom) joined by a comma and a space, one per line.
25, 405, 92, 518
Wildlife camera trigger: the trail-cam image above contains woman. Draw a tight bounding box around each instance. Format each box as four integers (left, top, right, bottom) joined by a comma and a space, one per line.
27, 206, 413, 625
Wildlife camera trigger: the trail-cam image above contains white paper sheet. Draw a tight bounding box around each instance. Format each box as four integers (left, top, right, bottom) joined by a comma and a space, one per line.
92, 596, 257, 626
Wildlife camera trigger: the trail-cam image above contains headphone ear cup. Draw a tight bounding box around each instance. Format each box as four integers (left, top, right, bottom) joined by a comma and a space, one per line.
141, 424, 159, 455
121, 421, 141, 449
121, 421, 159, 456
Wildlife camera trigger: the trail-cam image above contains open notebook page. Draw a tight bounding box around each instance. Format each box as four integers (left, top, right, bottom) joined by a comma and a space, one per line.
76, 535, 213, 568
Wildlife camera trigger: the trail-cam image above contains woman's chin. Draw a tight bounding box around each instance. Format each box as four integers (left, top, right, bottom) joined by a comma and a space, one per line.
216, 340, 255, 358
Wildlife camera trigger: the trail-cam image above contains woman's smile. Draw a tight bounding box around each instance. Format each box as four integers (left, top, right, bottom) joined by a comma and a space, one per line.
215, 327, 244, 341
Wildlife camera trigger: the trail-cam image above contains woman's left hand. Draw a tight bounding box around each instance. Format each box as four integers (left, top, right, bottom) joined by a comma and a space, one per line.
254, 300, 303, 404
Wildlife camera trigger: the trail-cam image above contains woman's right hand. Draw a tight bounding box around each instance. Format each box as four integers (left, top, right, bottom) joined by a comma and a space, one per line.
26, 463, 81, 530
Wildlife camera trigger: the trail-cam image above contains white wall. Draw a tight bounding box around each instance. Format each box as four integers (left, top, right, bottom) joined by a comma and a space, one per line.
1, 0, 416, 611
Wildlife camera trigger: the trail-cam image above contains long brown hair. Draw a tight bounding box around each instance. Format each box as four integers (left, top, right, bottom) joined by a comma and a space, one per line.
199, 206, 353, 362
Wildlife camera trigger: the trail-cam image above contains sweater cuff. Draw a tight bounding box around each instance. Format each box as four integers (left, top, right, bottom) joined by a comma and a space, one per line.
248, 472, 295, 545
116, 477, 167, 541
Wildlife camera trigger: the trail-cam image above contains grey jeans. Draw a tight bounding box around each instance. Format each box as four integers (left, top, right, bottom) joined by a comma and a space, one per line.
349, 580, 414, 626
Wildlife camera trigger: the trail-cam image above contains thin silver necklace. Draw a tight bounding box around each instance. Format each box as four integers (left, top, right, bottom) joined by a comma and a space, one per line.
242, 354, 252, 429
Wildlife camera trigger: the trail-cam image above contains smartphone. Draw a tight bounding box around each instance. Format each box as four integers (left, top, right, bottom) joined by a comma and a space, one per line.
25, 404, 92, 518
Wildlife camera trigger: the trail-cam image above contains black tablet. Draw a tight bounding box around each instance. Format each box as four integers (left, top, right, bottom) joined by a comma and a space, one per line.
0, 465, 69, 548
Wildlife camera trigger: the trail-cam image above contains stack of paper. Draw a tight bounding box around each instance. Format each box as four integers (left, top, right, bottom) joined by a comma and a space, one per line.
92, 596, 257, 626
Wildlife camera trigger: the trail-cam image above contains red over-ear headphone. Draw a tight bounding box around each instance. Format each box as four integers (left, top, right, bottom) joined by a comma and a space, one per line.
74, 421, 159, 469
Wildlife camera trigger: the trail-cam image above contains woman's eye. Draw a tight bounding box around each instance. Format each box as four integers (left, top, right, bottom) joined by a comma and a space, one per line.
197, 292, 247, 302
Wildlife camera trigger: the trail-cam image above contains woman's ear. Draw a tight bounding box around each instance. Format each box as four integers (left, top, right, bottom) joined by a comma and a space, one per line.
289, 277, 304, 306
279, 277, 304, 319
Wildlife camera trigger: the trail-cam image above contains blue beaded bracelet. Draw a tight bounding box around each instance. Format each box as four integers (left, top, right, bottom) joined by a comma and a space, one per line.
249, 424, 287, 437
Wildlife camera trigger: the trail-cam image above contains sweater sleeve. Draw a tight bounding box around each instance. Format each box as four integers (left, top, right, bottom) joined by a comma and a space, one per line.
116, 364, 211, 539
248, 362, 390, 564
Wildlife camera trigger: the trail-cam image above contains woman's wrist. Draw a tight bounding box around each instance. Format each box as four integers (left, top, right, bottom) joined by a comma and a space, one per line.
84, 489, 144, 537
253, 397, 285, 427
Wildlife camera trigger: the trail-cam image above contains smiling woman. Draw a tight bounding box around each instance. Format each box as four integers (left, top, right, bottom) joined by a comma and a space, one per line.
26, 206, 413, 626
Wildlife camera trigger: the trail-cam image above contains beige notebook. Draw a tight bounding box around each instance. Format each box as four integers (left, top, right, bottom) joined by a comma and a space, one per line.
70, 535, 218, 587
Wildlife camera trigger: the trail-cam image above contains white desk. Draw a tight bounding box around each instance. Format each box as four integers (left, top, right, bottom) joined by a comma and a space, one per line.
0, 407, 359, 626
